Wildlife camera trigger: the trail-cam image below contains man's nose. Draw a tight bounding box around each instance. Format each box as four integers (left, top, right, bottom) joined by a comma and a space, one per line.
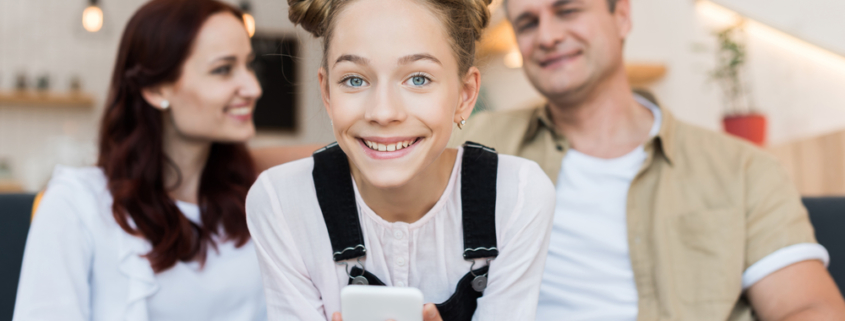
537, 13, 565, 51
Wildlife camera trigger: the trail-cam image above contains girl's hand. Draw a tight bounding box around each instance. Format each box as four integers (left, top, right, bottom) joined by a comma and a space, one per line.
331, 303, 443, 321
422, 303, 443, 321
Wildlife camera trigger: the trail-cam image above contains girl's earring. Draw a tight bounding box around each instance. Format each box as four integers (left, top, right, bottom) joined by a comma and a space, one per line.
160, 100, 170, 110
457, 117, 466, 130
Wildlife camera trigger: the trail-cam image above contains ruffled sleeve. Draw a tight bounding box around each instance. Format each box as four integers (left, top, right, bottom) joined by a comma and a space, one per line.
117, 227, 159, 321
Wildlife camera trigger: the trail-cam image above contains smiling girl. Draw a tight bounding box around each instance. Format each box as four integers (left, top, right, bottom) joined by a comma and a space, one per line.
246, 0, 555, 320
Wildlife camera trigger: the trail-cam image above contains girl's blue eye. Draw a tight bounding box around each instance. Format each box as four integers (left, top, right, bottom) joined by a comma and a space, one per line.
411, 76, 427, 86
346, 77, 364, 87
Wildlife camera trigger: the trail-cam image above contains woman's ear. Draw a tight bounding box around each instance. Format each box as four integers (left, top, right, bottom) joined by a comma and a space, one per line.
454, 66, 481, 124
140, 85, 171, 110
318, 67, 332, 117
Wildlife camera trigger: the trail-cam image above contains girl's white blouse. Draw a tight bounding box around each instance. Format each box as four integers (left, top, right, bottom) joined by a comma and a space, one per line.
246, 147, 556, 320
13, 166, 267, 321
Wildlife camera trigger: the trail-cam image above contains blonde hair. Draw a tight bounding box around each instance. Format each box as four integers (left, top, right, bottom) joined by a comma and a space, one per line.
288, 0, 492, 75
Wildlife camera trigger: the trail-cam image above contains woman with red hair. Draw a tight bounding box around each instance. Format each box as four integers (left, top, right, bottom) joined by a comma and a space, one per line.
13, 0, 267, 320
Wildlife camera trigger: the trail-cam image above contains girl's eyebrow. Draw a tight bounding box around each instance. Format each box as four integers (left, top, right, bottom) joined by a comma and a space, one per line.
398, 53, 441, 65
334, 53, 442, 68
334, 54, 370, 68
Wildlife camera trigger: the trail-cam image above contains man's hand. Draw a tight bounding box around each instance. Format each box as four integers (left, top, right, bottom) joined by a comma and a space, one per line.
331, 303, 443, 321
747, 260, 845, 320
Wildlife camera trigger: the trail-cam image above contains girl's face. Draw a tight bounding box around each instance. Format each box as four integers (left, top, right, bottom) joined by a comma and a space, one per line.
320, 0, 480, 188
144, 12, 261, 143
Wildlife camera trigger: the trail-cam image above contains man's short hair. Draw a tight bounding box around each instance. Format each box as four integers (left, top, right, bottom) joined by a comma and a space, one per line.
504, 0, 620, 14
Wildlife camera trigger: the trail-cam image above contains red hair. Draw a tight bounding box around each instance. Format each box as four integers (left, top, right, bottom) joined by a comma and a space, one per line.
98, 0, 255, 273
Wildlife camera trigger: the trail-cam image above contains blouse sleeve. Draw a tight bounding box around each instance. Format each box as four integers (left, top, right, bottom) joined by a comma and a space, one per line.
13, 171, 95, 321
246, 172, 328, 321
473, 160, 556, 321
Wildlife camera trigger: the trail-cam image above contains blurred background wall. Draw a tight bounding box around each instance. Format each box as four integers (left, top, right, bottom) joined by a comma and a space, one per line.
1, 0, 844, 194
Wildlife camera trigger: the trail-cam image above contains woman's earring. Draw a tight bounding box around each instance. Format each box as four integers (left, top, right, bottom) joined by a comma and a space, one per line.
457, 117, 466, 130
160, 100, 170, 110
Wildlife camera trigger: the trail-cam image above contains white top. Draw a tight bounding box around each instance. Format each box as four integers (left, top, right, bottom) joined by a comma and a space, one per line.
246, 146, 556, 321
13, 166, 267, 321
535, 96, 829, 320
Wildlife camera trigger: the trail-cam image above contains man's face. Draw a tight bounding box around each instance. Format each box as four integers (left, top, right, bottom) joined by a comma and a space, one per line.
507, 0, 631, 101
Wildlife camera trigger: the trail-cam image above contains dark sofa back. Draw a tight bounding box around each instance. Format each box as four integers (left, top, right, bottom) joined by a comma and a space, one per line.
804, 197, 845, 292
0, 193, 34, 320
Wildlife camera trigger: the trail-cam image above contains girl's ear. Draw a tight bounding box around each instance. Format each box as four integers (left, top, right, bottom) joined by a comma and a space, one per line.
318, 67, 333, 120
454, 66, 481, 124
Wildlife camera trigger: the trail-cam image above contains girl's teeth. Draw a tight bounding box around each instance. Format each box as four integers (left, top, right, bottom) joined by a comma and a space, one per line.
363, 139, 417, 152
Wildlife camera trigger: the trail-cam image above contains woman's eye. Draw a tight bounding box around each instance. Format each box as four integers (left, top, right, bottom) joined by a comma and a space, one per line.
407, 75, 430, 87
212, 65, 232, 75
343, 77, 366, 87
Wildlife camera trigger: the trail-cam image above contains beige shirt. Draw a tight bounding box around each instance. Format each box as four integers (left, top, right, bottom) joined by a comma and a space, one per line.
450, 104, 819, 320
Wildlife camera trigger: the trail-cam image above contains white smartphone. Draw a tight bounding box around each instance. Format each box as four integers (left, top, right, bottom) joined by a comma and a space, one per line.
340, 286, 424, 321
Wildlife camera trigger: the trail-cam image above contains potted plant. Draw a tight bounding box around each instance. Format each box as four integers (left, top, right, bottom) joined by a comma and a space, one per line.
712, 23, 766, 146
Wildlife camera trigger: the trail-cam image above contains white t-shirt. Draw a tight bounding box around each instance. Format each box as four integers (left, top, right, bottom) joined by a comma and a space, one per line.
246, 146, 556, 321
14, 166, 267, 321
535, 96, 829, 320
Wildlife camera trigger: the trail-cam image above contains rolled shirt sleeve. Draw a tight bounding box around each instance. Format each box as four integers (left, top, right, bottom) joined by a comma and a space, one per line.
742, 152, 823, 287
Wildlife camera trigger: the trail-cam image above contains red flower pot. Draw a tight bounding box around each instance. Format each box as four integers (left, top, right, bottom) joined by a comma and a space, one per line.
723, 114, 766, 146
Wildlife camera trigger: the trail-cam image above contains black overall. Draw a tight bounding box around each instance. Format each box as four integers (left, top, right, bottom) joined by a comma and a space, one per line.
312, 141, 499, 321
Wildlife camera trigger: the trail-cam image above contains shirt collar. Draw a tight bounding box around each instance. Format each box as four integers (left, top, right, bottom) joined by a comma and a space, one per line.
526, 104, 556, 139
527, 93, 677, 165
634, 94, 676, 165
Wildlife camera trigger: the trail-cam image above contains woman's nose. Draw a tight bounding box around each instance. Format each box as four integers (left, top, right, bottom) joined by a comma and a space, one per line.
239, 69, 263, 100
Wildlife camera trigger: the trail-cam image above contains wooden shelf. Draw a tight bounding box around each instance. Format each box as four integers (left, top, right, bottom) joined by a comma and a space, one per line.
0, 91, 94, 108
626, 63, 668, 85
0, 180, 24, 193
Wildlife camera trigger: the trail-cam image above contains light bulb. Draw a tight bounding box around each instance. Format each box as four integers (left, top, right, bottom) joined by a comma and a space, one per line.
504, 49, 523, 69
243, 13, 256, 38
82, 5, 103, 33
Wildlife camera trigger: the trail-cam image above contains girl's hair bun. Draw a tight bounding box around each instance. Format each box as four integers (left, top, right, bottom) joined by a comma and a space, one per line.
466, 0, 494, 41
287, 0, 332, 37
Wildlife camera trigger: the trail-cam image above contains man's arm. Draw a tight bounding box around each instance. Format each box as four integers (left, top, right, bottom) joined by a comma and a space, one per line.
747, 260, 845, 320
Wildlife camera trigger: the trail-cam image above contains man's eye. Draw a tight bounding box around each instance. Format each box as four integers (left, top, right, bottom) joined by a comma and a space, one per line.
517, 21, 538, 33
212, 65, 232, 75
557, 9, 578, 16
342, 76, 367, 87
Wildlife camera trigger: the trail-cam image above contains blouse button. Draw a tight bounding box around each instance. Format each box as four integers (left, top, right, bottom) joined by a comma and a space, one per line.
396, 281, 406, 287
394, 230, 405, 240
396, 257, 406, 266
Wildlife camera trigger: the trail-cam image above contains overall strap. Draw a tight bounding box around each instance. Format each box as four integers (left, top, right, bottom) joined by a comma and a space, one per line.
312, 143, 367, 262
460, 142, 499, 259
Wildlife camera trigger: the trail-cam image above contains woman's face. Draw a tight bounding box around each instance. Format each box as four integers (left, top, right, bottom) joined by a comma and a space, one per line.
147, 12, 261, 143
320, 0, 479, 188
